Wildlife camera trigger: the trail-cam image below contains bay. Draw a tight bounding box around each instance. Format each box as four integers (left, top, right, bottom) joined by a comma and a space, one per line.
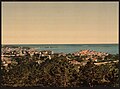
10, 44, 119, 54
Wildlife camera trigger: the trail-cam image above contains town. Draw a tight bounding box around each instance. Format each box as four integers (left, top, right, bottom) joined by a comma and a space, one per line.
1, 45, 119, 70
1, 45, 119, 87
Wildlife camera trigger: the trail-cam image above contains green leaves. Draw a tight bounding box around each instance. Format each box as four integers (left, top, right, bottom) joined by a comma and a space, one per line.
1, 56, 119, 87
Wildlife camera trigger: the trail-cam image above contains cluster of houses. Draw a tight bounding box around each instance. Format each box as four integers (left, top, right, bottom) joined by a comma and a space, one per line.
2, 47, 30, 57
1, 46, 53, 68
1, 46, 112, 70
72, 50, 109, 62
2, 46, 54, 58
66, 50, 111, 66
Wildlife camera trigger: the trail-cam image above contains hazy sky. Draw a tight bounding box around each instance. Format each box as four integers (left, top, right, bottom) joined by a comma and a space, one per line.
2, 2, 119, 44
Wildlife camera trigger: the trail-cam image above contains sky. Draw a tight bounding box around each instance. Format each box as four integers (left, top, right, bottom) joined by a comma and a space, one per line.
2, 2, 119, 44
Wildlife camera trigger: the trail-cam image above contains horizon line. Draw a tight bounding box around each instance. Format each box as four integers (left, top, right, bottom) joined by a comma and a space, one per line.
2, 43, 119, 45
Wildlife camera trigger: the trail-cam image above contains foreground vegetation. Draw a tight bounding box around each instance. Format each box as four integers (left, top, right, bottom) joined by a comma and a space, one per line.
1, 55, 119, 87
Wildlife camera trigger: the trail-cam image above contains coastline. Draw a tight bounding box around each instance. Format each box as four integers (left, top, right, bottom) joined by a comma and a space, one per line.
1, 45, 119, 87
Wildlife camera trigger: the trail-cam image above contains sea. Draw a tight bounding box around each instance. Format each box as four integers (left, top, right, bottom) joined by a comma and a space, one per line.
7, 44, 119, 54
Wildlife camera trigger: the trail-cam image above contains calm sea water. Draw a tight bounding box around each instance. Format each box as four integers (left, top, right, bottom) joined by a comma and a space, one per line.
11, 44, 119, 54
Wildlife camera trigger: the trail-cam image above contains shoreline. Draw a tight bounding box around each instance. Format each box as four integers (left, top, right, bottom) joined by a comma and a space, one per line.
1, 45, 119, 87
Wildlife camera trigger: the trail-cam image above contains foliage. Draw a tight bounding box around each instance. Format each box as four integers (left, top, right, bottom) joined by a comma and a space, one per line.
1, 56, 119, 87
